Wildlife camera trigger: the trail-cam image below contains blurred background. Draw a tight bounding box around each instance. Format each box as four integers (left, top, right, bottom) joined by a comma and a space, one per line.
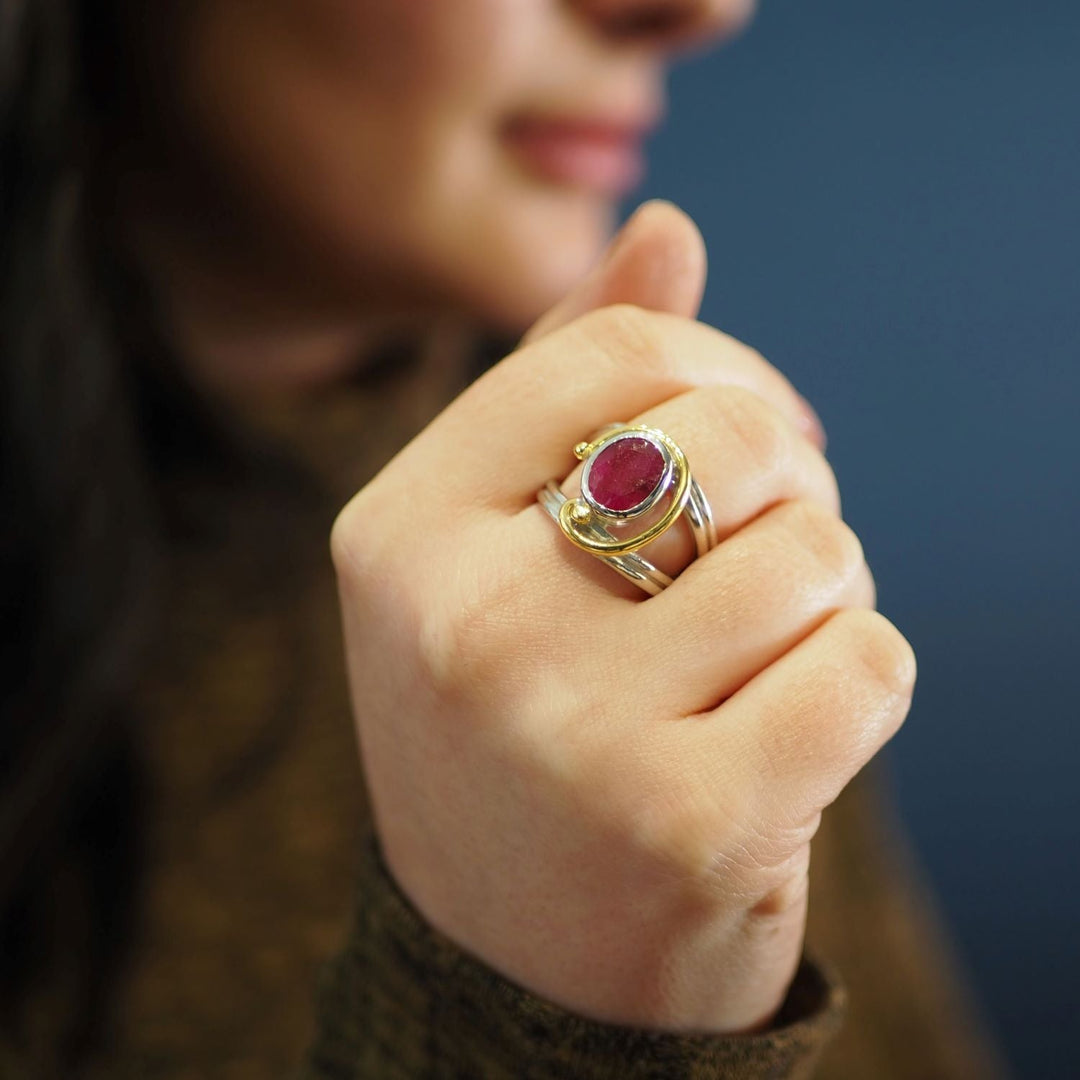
636, 0, 1079, 1075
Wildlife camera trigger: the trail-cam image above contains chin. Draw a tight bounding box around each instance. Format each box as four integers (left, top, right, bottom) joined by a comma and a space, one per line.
449, 184, 618, 334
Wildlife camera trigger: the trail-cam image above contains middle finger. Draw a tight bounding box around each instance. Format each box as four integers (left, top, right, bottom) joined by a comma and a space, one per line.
554, 381, 842, 588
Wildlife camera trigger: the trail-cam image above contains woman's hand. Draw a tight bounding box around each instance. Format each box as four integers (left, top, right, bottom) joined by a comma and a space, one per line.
330, 202, 915, 1034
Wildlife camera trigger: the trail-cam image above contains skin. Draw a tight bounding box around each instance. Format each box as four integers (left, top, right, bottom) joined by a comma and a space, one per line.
145, 0, 916, 1033
332, 204, 913, 1031
140, 0, 754, 388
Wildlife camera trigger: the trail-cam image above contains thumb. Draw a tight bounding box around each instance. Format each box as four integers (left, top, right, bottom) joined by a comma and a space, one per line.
522, 199, 707, 346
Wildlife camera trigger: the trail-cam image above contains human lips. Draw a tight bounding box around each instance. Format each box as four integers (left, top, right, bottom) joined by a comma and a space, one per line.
500, 110, 658, 197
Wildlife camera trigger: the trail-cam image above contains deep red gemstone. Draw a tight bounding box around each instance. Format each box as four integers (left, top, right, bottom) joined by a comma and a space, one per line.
586, 436, 665, 513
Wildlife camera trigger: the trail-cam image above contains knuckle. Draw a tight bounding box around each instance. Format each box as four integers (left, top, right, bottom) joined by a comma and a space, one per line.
414, 550, 536, 707
680, 548, 763, 635
330, 477, 405, 588
414, 594, 470, 700
612, 758, 707, 861
777, 499, 866, 582
578, 303, 672, 381
330, 491, 378, 588
733, 339, 775, 375
415, 575, 488, 702
728, 339, 816, 430
597, 736, 816, 909
329, 503, 354, 578
630, 794, 722, 890
733, 340, 798, 400
832, 607, 918, 701
708, 384, 842, 518
415, 590, 490, 708
741, 339, 802, 391
715, 385, 790, 477
615, 755, 749, 888
332, 499, 495, 705
816, 458, 844, 517
857, 562, 879, 610
748, 845, 812, 919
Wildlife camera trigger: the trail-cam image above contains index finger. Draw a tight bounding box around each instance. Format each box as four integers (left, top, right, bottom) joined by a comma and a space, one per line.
424, 304, 823, 513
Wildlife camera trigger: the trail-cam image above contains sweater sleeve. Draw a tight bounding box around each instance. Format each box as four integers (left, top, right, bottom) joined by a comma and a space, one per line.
300, 823, 847, 1079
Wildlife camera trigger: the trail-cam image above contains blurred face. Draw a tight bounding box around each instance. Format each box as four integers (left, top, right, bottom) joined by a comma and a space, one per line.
167, 0, 754, 333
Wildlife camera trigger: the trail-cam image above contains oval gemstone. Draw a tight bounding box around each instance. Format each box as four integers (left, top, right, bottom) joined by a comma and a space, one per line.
586, 436, 666, 513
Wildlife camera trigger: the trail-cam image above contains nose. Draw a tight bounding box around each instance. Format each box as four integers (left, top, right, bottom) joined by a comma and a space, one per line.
568, 0, 755, 52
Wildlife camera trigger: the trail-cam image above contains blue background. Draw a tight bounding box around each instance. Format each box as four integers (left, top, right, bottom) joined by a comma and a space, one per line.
636, 1, 1079, 1076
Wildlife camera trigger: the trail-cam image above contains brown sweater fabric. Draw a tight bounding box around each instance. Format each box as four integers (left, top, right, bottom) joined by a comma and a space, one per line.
50, 343, 1008, 1078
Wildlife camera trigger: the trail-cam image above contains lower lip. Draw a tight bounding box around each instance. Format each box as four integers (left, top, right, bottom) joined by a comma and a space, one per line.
501, 120, 645, 197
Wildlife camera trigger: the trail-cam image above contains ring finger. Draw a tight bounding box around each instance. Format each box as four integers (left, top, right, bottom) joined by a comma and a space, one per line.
553, 381, 842, 590
625, 496, 877, 717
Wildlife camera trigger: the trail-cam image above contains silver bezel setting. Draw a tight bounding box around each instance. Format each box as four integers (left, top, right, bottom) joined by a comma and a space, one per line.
580, 430, 674, 521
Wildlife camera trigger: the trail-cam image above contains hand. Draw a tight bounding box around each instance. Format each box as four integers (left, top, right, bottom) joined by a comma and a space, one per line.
330, 201, 915, 1034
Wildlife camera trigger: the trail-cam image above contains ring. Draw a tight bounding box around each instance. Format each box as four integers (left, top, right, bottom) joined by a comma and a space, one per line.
537, 423, 717, 596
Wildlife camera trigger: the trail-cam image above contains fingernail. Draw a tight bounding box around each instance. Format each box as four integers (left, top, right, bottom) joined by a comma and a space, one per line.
795, 393, 827, 452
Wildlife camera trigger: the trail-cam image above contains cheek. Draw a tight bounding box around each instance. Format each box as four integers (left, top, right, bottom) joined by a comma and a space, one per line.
420, 181, 616, 330
318, 0, 512, 104
184, 0, 608, 326
343, 0, 610, 325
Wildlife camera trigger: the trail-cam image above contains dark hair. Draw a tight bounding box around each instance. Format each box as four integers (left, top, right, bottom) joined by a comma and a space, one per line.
0, 0, 251, 1066
1, 5, 509, 1069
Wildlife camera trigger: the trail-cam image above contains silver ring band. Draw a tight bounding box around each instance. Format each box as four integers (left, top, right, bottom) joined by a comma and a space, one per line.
538, 481, 674, 596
